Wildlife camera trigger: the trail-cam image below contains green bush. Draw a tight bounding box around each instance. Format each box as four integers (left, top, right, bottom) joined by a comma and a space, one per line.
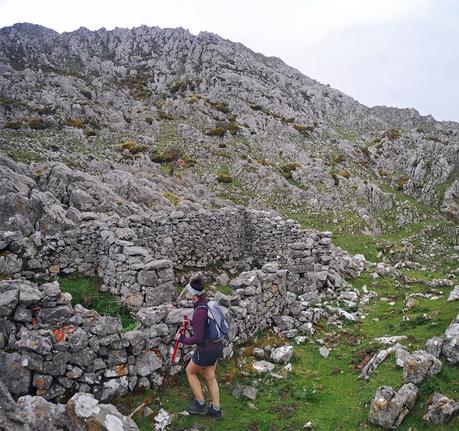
382, 129, 401, 141
118, 140, 148, 154
426, 136, 442, 143
163, 191, 182, 207
4, 120, 21, 130
210, 102, 229, 113
27, 117, 47, 130
281, 162, 301, 173
59, 273, 136, 330
217, 172, 233, 183
293, 124, 314, 135
337, 169, 350, 178
66, 117, 85, 128
397, 176, 410, 190
331, 170, 340, 186
84, 129, 97, 137
360, 146, 371, 158
157, 110, 174, 121
206, 127, 226, 137
170, 79, 192, 94
333, 154, 346, 164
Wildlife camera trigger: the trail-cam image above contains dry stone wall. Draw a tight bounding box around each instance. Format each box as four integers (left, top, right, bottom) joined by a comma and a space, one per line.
1, 258, 351, 402
1, 207, 358, 310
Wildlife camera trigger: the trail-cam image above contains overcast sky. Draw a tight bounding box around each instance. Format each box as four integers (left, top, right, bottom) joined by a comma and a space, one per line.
0, 0, 458, 122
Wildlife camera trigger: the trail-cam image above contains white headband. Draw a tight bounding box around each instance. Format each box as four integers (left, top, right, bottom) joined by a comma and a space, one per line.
186, 282, 203, 296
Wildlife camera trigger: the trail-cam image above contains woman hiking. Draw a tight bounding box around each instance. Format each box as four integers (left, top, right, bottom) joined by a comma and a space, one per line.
179, 274, 223, 419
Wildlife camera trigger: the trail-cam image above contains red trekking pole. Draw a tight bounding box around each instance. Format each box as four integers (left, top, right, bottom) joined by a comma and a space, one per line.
171, 314, 189, 364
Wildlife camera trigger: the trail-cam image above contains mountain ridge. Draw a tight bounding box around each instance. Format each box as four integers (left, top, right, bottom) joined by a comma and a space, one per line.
0, 22, 458, 224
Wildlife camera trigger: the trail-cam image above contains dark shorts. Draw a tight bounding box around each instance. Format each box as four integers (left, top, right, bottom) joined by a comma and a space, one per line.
192, 345, 223, 367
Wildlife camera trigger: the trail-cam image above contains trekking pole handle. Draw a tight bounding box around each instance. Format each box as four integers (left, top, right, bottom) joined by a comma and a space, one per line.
170, 314, 189, 364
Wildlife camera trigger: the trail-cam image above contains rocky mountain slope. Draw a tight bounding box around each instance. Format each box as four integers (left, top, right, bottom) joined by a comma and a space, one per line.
0, 23, 458, 228
1, 23, 458, 431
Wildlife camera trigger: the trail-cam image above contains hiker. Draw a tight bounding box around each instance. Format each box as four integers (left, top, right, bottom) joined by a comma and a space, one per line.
179, 274, 223, 419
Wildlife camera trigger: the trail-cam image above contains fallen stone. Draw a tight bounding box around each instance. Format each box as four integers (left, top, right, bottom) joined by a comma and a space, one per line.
359, 349, 391, 380
403, 350, 442, 385
66, 392, 139, 430
154, 408, 173, 431
242, 385, 258, 401
252, 347, 265, 359
136, 351, 162, 376
270, 345, 293, 364
319, 347, 330, 358
423, 393, 459, 425
442, 314, 459, 364
448, 285, 459, 301
368, 383, 418, 429
425, 336, 443, 358
0, 351, 31, 396
374, 336, 408, 345
252, 360, 275, 373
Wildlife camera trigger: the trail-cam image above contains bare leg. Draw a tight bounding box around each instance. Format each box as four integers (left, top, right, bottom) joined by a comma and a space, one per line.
186, 360, 204, 401
203, 361, 220, 406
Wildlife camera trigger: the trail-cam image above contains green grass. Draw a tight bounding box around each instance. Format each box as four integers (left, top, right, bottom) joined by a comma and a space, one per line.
59, 273, 137, 330
113, 265, 458, 431
213, 285, 233, 296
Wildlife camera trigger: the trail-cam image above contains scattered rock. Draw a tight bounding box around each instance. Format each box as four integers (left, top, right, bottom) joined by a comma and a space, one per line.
154, 408, 173, 431
423, 393, 459, 425
403, 350, 442, 385
252, 347, 265, 359
448, 285, 459, 301
252, 361, 275, 373
368, 383, 418, 429
319, 347, 330, 358
242, 386, 258, 401
270, 345, 293, 364
375, 336, 408, 345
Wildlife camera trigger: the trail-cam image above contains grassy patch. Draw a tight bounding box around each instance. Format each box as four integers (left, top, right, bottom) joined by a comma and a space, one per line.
59, 273, 137, 330
114, 266, 458, 430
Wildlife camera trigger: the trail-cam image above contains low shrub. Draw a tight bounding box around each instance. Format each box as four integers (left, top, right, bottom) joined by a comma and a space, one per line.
333, 154, 346, 164
84, 129, 97, 137
163, 191, 182, 207
157, 110, 174, 121
27, 117, 47, 130
293, 124, 314, 135
210, 101, 229, 113
281, 162, 301, 173
217, 172, 233, 183
206, 127, 226, 137
66, 117, 85, 128
118, 140, 148, 154
397, 176, 410, 190
382, 129, 401, 141
4, 120, 21, 129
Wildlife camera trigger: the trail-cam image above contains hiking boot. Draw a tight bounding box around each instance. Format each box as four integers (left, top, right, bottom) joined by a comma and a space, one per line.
207, 404, 222, 420
186, 400, 208, 415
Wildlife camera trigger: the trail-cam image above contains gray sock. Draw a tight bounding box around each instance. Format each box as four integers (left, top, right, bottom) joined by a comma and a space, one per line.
197, 399, 205, 406
213, 404, 221, 411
